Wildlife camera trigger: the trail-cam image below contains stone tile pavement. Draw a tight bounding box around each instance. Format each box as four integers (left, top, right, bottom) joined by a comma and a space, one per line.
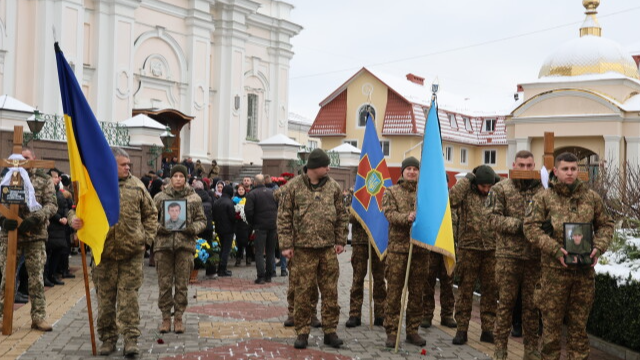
0, 246, 626, 359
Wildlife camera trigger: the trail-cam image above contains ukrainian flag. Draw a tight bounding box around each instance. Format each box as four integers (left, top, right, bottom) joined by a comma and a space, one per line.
410, 98, 456, 274
55, 42, 120, 265
351, 114, 392, 258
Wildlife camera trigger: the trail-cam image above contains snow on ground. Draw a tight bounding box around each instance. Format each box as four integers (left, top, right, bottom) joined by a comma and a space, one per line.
595, 233, 640, 284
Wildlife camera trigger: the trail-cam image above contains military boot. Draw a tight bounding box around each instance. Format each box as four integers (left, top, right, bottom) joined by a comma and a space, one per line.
345, 316, 361, 328
159, 317, 172, 333
99, 341, 117, 356
480, 330, 495, 343
452, 330, 467, 345
441, 317, 457, 328
31, 319, 53, 331
310, 315, 321, 328
420, 318, 432, 328
283, 315, 294, 327
123, 338, 139, 357
174, 316, 185, 334
406, 333, 426, 346
493, 348, 507, 360
323, 332, 344, 348
294, 334, 309, 349
385, 334, 396, 348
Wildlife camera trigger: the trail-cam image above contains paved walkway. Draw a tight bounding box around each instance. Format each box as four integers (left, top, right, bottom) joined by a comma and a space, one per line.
0, 247, 626, 359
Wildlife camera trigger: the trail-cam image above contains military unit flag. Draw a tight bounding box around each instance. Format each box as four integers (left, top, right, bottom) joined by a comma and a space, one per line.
410, 98, 456, 274
55, 42, 120, 265
351, 114, 392, 258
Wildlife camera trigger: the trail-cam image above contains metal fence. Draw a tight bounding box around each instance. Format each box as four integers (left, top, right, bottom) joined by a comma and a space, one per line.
34, 113, 130, 147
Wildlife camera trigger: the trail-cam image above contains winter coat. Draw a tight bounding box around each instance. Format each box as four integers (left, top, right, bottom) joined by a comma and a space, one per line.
382, 179, 428, 254
449, 177, 495, 251
154, 184, 206, 253
212, 185, 236, 235
245, 184, 277, 230
47, 188, 69, 249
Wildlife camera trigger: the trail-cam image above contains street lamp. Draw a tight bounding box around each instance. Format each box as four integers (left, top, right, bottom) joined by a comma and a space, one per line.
24, 109, 46, 145
148, 126, 176, 170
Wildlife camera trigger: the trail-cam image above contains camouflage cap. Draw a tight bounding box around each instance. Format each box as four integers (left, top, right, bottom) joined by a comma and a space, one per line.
572, 226, 583, 236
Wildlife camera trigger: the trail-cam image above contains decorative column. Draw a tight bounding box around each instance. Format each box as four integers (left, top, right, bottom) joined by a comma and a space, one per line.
625, 136, 640, 168
603, 135, 622, 169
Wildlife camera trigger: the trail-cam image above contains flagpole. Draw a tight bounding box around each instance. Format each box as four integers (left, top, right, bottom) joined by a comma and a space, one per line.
394, 242, 414, 353
73, 182, 97, 356
368, 241, 373, 329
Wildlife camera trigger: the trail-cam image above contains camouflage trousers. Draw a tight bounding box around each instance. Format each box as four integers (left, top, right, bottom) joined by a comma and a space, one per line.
538, 267, 595, 360
423, 251, 455, 321
494, 257, 541, 352
384, 251, 429, 336
155, 250, 194, 318
0, 240, 47, 322
293, 247, 339, 335
92, 253, 144, 343
349, 244, 386, 318
454, 249, 497, 332
286, 256, 318, 316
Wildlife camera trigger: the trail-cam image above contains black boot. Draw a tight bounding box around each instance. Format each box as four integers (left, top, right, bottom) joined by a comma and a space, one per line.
323, 333, 343, 348
294, 334, 308, 349
345, 316, 361, 328
452, 330, 467, 345
511, 322, 523, 337
480, 331, 494, 343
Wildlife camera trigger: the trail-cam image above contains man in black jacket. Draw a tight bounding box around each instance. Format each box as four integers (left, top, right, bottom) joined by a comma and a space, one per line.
245, 174, 277, 284
212, 184, 236, 277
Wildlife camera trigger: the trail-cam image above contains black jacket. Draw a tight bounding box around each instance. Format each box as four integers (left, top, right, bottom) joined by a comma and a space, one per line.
245, 184, 277, 230
195, 188, 214, 231
212, 185, 236, 235
47, 188, 69, 249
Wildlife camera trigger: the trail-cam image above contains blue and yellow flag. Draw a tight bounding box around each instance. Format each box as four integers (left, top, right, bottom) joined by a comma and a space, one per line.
55, 42, 120, 265
411, 98, 456, 274
351, 114, 392, 258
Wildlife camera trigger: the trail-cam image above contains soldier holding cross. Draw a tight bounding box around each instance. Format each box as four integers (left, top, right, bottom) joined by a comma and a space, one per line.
0, 146, 58, 332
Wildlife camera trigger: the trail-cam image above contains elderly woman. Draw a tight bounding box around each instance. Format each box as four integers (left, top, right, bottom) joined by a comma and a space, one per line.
153, 165, 206, 334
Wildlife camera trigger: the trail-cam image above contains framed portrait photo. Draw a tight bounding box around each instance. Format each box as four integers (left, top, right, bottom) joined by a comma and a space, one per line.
563, 223, 593, 266
163, 199, 187, 231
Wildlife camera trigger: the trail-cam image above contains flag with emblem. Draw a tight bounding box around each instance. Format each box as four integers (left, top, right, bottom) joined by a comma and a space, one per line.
351, 114, 392, 258
411, 98, 456, 274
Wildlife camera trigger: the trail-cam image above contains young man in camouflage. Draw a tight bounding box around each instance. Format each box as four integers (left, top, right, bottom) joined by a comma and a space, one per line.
450, 164, 500, 345
278, 148, 347, 350
71, 148, 158, 356
524, 152, 613, 360
487, 150, 544, 360
382, 156, 429, 348
0, 147, 58, 332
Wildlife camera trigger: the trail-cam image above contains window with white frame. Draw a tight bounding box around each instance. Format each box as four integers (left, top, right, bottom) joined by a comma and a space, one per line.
444, 146, 453, 162
460, 148, 468, 164
307, 140, 318, 150
358, 105, 376, 127
483, 149, 497, 165
247, 94, 259, 140
379, 140, 390, 156
449, 114, 458, 129
484, 118, 496, 132
464, 117, 472, 131
343, 139, 358, 148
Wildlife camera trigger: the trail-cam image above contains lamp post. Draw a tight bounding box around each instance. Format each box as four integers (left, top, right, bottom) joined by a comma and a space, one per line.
148, 126, 176, 171
23, 109, 46, 146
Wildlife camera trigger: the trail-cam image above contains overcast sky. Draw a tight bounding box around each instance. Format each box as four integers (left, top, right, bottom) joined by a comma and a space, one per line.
287, 0, 640, 120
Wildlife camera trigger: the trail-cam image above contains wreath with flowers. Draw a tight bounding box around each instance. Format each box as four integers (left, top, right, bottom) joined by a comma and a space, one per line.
194, 238, 220, 269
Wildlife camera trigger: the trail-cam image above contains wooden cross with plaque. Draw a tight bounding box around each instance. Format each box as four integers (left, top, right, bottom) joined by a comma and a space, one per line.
0, 126, 55, 335
509, 132, 589, 182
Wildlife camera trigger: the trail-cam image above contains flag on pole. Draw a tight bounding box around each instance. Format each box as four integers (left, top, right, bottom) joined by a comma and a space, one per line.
351, 114, 392, 258
55, 42, 120, 265
411, 97, 456, 274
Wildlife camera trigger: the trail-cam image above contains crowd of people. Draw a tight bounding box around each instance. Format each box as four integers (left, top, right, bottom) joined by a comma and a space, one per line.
0, 146, 613, 360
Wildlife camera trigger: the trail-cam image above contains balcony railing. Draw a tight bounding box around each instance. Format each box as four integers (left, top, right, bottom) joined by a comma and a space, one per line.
32, 113, 130, 147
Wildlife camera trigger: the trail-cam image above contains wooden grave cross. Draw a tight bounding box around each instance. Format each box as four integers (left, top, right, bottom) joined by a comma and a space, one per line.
509, 131, 589, 182
0, 126, 55, 335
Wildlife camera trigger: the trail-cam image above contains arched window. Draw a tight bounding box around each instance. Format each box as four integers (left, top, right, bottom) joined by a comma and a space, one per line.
358, 104, 376, 127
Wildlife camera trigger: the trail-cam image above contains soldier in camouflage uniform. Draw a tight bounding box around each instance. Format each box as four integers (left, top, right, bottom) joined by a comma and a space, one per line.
71, 148, 158, 356
421, 252, 457, 329
0, 147, 58, 332
524, 152, 613, 360
346, 211, 386, 328
154, 164, 206, 335
487, 150, 544, 360
278, 148, 347, 350
450, 164, 500, 345
382, 156, 429, 348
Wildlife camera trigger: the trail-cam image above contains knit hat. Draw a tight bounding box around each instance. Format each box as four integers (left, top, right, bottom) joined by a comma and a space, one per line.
474, 165, 497, 185
306, 148, 331, 169
401, 156, 420, 174
171, 164, 188, 178
572, 226, 583, 236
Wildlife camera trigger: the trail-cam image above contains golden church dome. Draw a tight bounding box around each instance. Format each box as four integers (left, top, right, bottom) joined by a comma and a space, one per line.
538, 0, 639, 79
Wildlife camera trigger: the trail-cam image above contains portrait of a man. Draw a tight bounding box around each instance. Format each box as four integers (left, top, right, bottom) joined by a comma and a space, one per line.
164, 200, 187, 231
564, 223, 593, 265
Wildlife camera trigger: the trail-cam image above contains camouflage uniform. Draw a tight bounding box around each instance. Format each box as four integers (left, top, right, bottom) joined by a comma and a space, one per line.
449, 177, 497, 333
348, 217, 386, 319
524, 179, 613, 360
277, 174, 347, 336
382, 179, 430, 337
154, 184, 206, 319
422, 252, 455, 323
487, 179, 544, 358
0, 169, 57, 323
88, 174, 157, 344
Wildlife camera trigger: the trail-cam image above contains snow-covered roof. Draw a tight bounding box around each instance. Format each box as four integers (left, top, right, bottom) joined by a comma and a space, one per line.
121, 114, 166, 129
288, 112, 313, 125
0, 95, 34, 113
329, 143, 361, 154
259, 133, 301, 146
